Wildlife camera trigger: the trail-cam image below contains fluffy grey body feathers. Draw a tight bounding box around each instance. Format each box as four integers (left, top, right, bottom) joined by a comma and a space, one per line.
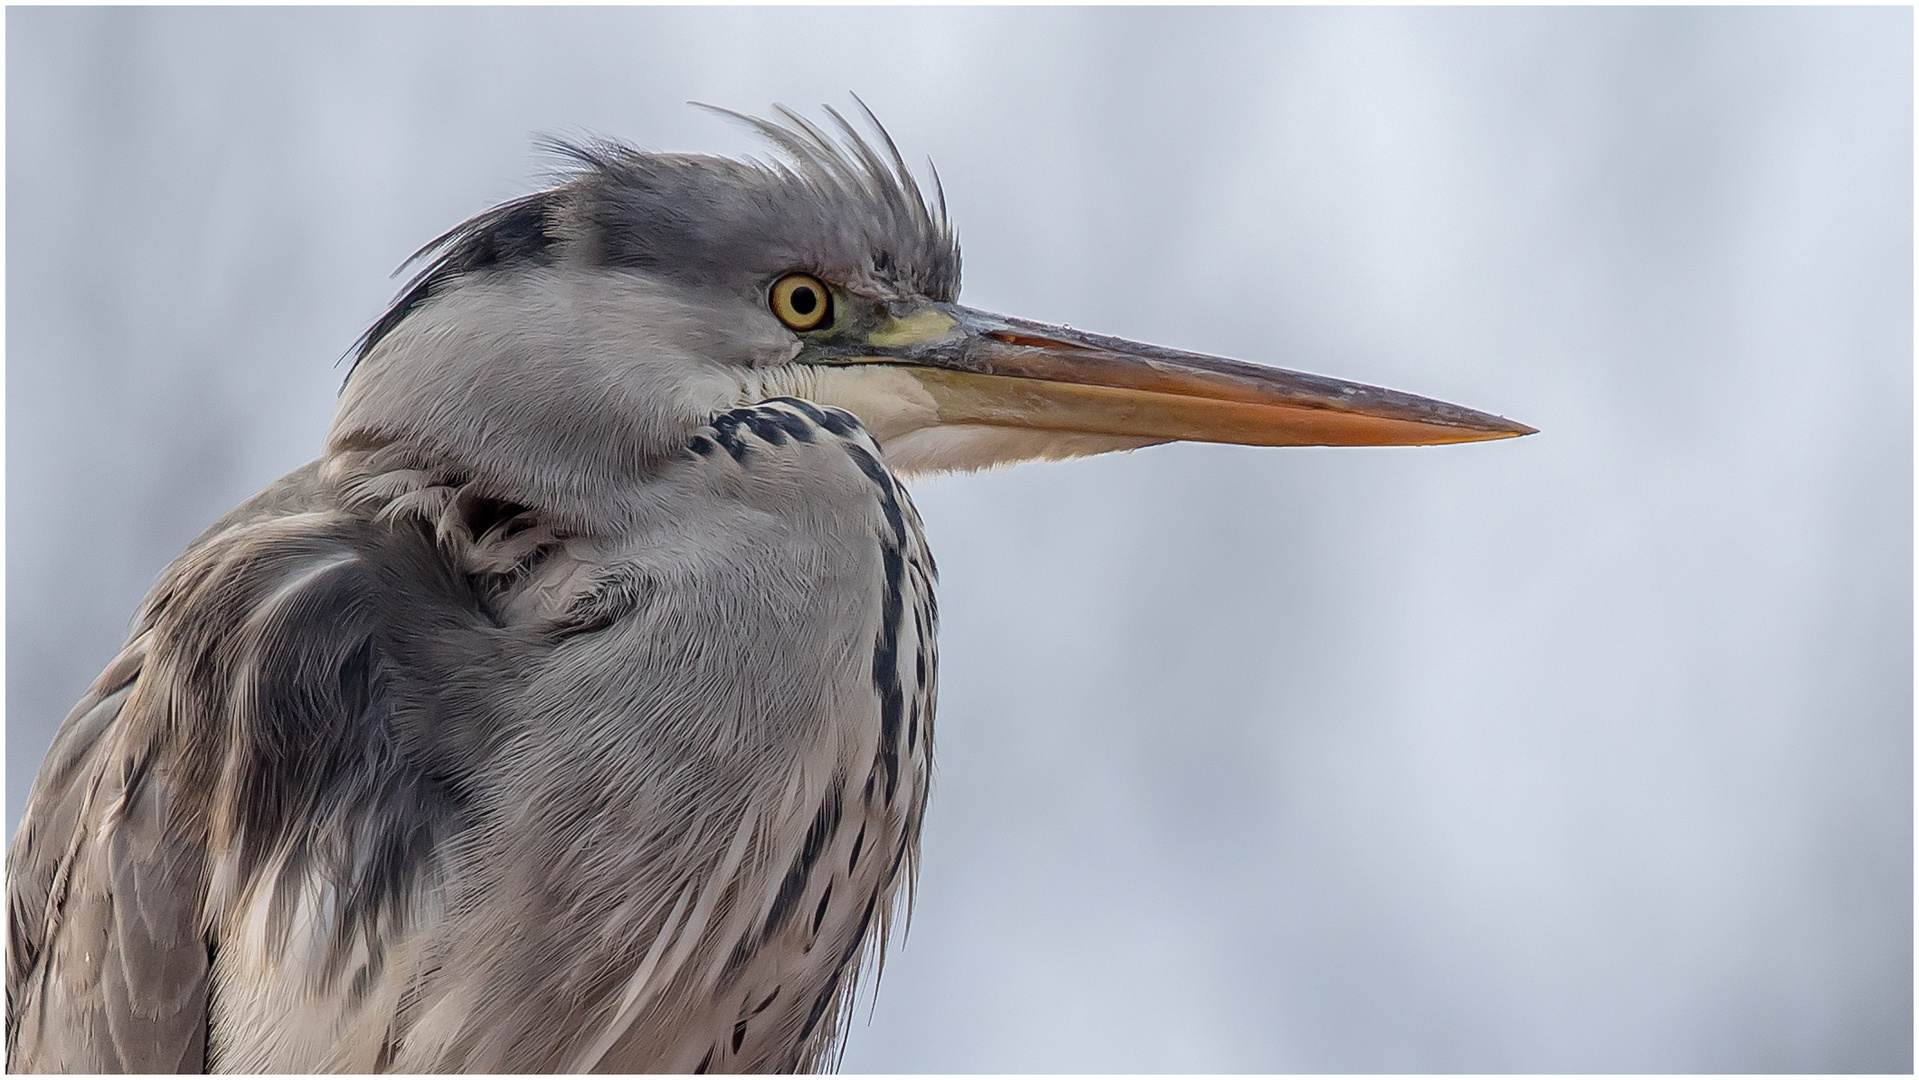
10, 401, 935, 1071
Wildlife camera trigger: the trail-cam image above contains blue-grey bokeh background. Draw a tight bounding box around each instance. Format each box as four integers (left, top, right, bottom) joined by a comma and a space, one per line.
7, 7, 1911, 1072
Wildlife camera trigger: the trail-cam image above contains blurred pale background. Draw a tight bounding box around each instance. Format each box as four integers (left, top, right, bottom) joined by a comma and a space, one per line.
7, 7, 1910, 1072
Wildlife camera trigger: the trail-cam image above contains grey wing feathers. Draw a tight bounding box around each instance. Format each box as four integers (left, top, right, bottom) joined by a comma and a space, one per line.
7, 641, 209, 1072
6, 463, 491, 1073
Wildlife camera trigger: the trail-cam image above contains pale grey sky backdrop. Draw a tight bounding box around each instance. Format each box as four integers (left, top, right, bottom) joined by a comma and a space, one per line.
6, 6, 1910, 1072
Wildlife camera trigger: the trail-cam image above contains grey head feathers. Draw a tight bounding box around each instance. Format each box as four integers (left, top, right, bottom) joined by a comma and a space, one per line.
350, 102, 960, 373
328, 104, 960, 534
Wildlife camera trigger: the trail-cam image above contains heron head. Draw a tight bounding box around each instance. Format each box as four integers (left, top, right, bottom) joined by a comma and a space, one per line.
331, 102, 1530, 527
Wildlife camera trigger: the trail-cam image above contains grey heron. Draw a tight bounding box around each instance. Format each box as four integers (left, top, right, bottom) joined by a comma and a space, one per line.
6, 102, 1532, 1073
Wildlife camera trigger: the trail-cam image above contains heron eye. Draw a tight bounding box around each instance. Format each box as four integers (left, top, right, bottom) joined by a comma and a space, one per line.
770, 273, 832, 332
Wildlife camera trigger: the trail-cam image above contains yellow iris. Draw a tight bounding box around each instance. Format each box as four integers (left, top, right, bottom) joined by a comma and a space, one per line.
770, 273, 832, 331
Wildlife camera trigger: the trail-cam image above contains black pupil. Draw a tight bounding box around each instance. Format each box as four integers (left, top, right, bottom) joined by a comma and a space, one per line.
789, 286, 818, 316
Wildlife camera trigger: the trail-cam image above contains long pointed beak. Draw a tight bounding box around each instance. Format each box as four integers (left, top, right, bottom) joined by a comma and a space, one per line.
811, 303, 1535, 448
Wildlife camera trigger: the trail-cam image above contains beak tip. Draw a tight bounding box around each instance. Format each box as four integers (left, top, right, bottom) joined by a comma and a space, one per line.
1455, 410, 1536, 442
